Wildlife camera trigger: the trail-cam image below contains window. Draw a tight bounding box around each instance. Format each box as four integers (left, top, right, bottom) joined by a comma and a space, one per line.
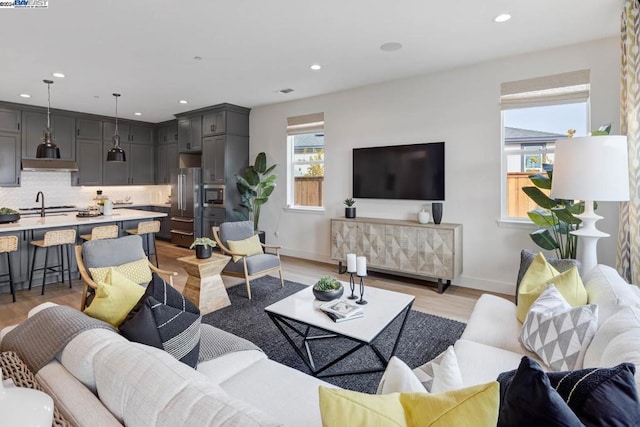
501, 70, 590, 220
287, 113, 325, 209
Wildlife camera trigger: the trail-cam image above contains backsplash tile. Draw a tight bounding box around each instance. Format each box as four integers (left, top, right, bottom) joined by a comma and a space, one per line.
0, 171, 171, 209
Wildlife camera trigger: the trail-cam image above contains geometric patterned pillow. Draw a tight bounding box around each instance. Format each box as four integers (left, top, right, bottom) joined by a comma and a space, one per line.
411, 346, 463, 393
520, 285, 598, 371
89, 257, 152, 285
119, 273, 201, 368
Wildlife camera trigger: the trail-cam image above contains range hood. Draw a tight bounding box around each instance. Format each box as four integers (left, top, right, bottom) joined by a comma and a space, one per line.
21, 159, 78, 172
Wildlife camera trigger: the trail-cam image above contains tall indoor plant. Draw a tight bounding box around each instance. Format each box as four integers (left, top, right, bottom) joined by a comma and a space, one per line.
234, 152, 277, 232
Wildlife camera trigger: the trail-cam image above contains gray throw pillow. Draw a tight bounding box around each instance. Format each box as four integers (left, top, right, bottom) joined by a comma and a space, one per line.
515, 250, 581, 304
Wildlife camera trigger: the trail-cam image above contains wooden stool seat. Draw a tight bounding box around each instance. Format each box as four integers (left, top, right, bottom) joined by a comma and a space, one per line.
0, 236, 19, 302
80, 225, 119, 241
126, 221, 160, 267
29, 229, 76, 295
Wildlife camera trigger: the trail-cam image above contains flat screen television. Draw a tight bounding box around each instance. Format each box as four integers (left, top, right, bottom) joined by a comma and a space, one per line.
353, 142, 445, 201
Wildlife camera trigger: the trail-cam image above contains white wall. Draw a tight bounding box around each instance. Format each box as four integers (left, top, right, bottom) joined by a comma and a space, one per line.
249, 37, 621, 295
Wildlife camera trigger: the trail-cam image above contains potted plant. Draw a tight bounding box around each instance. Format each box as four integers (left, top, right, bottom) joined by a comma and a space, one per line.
234, 152, 277, 236
312, 276, 344, 301
189, 237, 217, 259
344, 198, 356, 219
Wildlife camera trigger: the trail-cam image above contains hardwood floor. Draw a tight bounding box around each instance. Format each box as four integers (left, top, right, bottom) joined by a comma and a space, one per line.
0, 241, 512, 329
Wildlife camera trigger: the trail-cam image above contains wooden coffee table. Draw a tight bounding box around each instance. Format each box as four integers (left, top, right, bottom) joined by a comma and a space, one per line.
265, 284, 414, 377
177, 254, 231, 315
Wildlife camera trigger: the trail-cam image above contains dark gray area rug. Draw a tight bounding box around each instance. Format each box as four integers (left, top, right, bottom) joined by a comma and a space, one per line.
202, 276, 466, 393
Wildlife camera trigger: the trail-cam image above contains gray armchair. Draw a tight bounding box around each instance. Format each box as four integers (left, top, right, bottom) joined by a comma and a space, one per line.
212, 221, 284, 299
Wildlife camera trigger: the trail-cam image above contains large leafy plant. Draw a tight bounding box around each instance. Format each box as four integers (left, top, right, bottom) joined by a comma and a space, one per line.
522, 170, 584, 259
234, 152, 277, 231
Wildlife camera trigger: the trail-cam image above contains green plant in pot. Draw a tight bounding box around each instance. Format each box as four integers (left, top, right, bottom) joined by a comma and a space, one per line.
313, 276, 344, 301
344, 198, 356, 219
234, 152, 277, 232
190, 237, 217, 259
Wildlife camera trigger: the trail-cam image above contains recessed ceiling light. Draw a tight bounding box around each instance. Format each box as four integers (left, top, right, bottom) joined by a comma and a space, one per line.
179, 100, 188, 104
380, 42, 402, 52
494, 13, 511, 23
52, 72, 65, 78
310, 64, 322, 71
19, 93, 31, 98
134, 112, 142, 116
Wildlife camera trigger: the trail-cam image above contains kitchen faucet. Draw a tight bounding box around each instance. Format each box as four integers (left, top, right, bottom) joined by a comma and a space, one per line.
36, 191, 45, 217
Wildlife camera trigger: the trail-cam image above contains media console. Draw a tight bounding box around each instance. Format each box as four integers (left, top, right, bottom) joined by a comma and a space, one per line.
330, 217, 462, 293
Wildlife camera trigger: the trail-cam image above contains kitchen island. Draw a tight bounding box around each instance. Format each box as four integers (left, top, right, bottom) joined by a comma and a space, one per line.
0, 209, 167, 295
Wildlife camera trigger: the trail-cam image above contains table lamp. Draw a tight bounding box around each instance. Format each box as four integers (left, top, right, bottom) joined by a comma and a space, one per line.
550, 135, 629, 274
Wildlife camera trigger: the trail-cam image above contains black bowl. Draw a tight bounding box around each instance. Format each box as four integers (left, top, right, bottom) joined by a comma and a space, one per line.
313, 285, 344, 301
0, 213, 20, 224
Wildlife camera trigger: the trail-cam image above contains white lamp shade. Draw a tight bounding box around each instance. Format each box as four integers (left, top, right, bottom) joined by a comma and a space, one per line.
550, 135, 630, 201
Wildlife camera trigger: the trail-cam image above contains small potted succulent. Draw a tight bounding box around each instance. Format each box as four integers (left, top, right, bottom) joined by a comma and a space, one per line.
189, 237, 217, 259
344, 198, 356, 219
313, 276, 344, 301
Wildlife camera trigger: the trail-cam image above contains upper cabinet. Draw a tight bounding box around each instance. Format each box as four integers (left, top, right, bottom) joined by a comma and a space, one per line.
21, 111, 76, 160
178, 116, 202, 152
0, 108, 21, 187
157, 122, 178, 145
0, 108, 21, 133
129, 124, 153, 145
202, 111, 225, 136
76, 118, 102, 140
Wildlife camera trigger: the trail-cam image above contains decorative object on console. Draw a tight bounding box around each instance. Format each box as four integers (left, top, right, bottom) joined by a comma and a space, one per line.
344, 198, 356, 218
189, 237, 217, 259
346, 253, 358, 300
550, 135, 629, 273
36, 79, 61, 159
418, 209, 430, 224
356, 256, 368, 305
234, 152, 277, 232
312, 275, 344, 301
432, 202, 443, 224
0, 207, 20, 224
106, 93, 126, 162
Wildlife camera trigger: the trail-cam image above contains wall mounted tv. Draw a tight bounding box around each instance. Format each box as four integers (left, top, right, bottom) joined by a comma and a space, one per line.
353, 142, 445, 201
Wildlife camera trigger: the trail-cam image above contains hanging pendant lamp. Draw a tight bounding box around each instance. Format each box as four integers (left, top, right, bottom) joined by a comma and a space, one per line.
106, 93, 126, 162
36, 79, 61, 159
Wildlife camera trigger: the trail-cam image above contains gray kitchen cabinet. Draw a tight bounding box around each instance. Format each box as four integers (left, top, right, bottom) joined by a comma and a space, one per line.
129, 144, 154, 184
156, 142, 178, 184
0, 108, 20, 133
202, 111, 225, 136
0, 131, 21, 187
72, 139, 103, 186
103, 122, 129, 144
129, 125, 153, 145
178, 116, 202, 152
157, 122, 178, 144
22, 111, 76, 160
202, 135, 225, 183
76, 118, 102, 140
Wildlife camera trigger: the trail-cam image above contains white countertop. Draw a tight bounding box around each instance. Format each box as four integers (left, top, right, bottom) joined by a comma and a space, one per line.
0, 208, 167, 233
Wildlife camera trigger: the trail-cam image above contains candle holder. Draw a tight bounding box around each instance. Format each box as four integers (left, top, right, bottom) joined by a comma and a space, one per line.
347, 273, 358, 300
356, 275, 368, 305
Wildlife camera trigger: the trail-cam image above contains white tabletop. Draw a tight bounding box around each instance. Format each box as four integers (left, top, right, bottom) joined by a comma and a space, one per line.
0, 208, 167, 233
265, 283, 415, 343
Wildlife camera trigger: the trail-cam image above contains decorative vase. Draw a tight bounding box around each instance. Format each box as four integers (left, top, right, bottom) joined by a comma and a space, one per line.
432, 202, 443, 225
313, 285, 344, 301
195, 245, 212, 259
418, 209, 430, 224
345, 207, 356, 219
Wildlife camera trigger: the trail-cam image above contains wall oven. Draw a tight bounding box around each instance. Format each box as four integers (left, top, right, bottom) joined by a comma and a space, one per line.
203, 184, 225, 208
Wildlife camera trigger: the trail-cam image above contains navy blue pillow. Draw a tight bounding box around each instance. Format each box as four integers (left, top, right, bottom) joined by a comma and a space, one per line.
498, 358, 640, 427
497, 357, 583, 427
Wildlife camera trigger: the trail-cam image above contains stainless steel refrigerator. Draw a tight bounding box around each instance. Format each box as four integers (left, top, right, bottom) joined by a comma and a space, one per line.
170, 168, 202, 247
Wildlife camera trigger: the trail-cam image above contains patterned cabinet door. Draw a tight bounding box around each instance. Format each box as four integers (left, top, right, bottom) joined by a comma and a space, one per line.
385, 225, 418, 272
416, 227, 455, 279
331, 220, 358, 260
357, 222, 386, 267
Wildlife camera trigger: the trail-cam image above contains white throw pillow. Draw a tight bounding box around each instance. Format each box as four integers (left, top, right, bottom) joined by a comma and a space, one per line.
412, 346, 464, 393
376, 356, 425, 394
520, 284, 598, 371
584, 264, 640, 309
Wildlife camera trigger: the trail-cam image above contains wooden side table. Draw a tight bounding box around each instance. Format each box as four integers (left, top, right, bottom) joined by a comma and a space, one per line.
177, 254, 232, 315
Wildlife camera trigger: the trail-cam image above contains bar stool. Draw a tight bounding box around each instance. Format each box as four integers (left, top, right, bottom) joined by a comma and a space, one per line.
126, 221, 160, 267
0, 236, 18, 302
80, 225, 119, 241
29, 229, 76, 295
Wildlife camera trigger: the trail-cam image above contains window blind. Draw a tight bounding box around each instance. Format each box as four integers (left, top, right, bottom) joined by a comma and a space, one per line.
287, 112, 324, 135
500, 69, 590, 110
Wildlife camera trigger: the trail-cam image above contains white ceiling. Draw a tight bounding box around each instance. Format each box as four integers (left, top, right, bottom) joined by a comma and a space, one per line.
0, 0, 623, 123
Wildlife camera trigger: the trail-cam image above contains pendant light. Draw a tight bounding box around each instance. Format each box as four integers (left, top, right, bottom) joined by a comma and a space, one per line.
36, 79, 61, 159
106, 93, 126, 162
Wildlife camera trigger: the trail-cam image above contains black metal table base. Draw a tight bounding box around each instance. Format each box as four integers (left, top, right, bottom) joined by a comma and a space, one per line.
267, 302, 413, 378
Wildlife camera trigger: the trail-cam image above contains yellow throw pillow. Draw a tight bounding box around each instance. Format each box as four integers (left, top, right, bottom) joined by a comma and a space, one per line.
227, 234, 263, 262
89, 258, 152, 285
84, 269, 145, 327
517, 253, 587, 322
318, 382, 499, 427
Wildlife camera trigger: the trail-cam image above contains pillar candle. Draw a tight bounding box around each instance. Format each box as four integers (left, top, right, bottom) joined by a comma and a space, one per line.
356, 256, 367, 276
346, 253, 357, 273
